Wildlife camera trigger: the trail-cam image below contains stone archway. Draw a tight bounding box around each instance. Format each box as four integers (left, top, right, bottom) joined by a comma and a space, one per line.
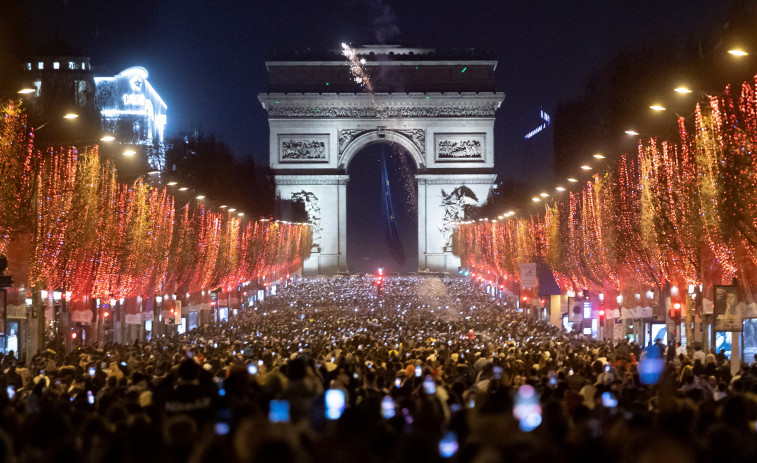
259, 47, 504, 275
339, 128, 425, 172
345, 140, 419, 273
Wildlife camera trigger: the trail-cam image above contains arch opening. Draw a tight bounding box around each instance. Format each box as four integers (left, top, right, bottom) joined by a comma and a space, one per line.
346, 142, 418, 274
340, 130, 424, 172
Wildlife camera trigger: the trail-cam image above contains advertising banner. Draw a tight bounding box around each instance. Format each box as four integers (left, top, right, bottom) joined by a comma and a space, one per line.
714, 285, 741, 331
743, 318, 757, 359
70, 299, 93, 324
125, 297, 141, 325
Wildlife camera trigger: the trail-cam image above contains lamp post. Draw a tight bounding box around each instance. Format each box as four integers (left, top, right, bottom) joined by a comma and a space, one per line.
0, 255, 13, 354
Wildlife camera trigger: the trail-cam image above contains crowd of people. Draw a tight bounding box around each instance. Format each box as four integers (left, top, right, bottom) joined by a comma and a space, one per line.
0, 275, 756, 463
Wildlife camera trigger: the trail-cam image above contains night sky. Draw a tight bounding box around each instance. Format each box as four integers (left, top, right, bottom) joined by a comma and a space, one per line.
22, 0, 727, 179
15, 0, 730, 269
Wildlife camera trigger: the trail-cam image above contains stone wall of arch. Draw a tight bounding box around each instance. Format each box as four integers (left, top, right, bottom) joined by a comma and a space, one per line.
261, 92, 504, 275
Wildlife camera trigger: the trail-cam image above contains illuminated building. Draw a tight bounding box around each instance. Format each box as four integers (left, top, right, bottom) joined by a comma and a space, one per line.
95, 67, 168, 170
18, 43, 167, 170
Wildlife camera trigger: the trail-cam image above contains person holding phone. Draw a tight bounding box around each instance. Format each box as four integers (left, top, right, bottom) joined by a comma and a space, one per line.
164, 359, 215, 426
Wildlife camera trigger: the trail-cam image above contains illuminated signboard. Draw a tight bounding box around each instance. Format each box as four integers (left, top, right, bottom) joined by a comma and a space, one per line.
524, 109, 551, 139
95, 67, 167, 167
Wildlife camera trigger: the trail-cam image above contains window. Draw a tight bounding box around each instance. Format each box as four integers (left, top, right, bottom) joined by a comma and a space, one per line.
33, 80, 41, 97
81, 62, 86, 70
68, 61, 76, 70
38, 62, 44, 70
53, 62, 60, 69
26, 62, 31, 71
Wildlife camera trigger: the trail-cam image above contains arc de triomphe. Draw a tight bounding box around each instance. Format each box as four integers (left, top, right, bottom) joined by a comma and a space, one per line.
259, 45, 504, 274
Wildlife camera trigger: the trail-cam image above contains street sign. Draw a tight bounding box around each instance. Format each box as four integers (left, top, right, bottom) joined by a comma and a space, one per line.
520, 263, 538, 288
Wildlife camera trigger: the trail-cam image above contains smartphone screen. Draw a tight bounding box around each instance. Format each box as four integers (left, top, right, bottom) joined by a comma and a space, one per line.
439, 431, 459, 458
514, 385, 542, 432
247, 364, 258, 375
6, 385, 15, 400
414, 366, 422, 377
423, 376, 436, 395
381, 396, 395, 419
87, 390, 95, 405
325, 389, 346, 420
215, 409, 231, 435
88, 366, 96, 376
601, 391, 618, 408
269, 400, 290, 423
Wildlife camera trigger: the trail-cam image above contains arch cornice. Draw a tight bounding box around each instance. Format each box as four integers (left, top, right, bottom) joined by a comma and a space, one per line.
339, 129, 425, 171
258, 92, 505, 119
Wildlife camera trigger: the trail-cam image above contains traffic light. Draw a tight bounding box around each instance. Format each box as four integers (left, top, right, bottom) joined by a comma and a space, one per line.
670, 301, 682, 320
598, 308, 606, 323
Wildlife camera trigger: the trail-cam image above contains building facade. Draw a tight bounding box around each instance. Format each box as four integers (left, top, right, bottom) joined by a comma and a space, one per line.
95, 66, 167, 170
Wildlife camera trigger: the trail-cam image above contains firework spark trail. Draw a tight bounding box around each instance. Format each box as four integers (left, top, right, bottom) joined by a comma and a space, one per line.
341, 43, 374, 93
341, 43, 418, 212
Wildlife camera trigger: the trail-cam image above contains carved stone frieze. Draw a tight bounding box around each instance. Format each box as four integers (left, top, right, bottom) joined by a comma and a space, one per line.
278, 135, 329, 162
267, 105, 498, 119
395, 128, 425, 155
338, 129, 365, 153
434, 133, 485, 162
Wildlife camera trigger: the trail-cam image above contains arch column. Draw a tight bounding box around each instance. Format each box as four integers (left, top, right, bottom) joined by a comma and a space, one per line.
416, 174, 496, 272
275, 174, 349, 275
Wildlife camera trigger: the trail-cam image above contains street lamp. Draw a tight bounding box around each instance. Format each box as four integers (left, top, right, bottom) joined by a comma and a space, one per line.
649, 105, 666, 111
0, 255, 13, 352
63, 113, 79, 119
674, 86, 693, 94
123, 149, 136, 157
728, 48, 748, 57
625, 130, 640, 136
100, 135, 115, 142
